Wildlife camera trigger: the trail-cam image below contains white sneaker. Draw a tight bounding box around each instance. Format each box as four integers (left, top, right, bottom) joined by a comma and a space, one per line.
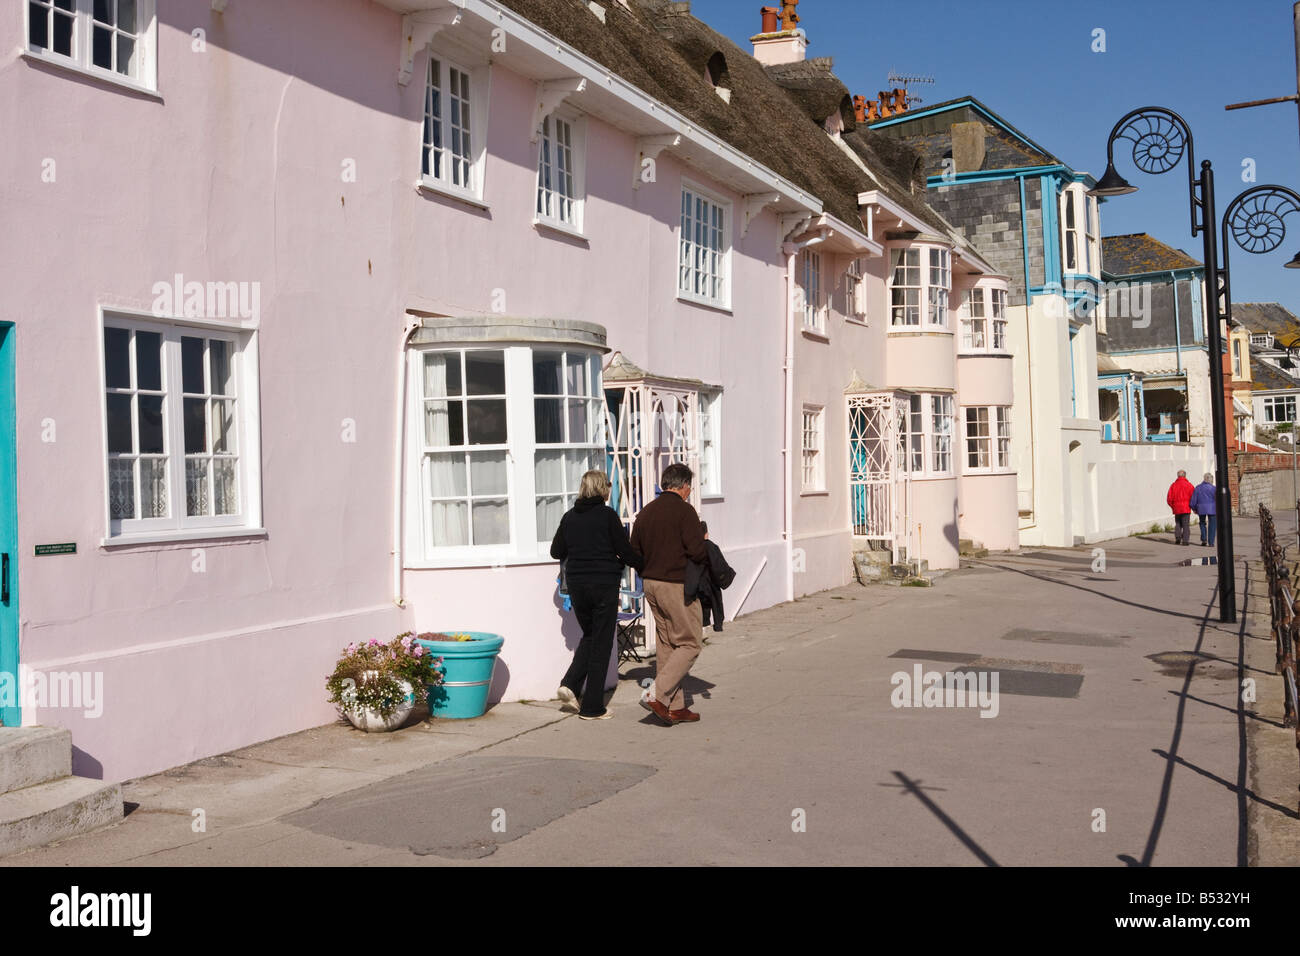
557, 686, 579, 711
578, 707, 614, 720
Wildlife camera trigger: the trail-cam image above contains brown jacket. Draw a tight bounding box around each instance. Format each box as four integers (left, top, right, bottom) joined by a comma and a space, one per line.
630, 491, 708, 583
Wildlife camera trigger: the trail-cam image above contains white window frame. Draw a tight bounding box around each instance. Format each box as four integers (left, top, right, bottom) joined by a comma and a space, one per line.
25, 0, 158, 93
1252, 333, 1273, 347
963, 405, 1012, 473
535, 109, 587, 236
801, 405, 825, 492
420, 48, 490, 206
1085, 194, 1099, 276
406, 344, 605, 566
960, 286, 1010, 354
1263, 394, 1297, 424
890, 244, 951, 330
844, 257, 867, 322
99, 309, 262, 543
698, 388, 723, 497
678, 180, 732, 310
897, 392, 954, 478
800, 249, 825, 333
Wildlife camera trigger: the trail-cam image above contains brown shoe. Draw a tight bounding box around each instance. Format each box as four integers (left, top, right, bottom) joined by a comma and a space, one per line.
640, 696, 674, 726
669, 708, 700, 723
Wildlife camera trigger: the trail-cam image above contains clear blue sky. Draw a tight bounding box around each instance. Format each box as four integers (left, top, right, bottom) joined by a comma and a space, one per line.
693, 0, 1300, 315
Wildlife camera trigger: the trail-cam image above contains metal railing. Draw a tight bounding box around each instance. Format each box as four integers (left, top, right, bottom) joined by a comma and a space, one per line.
1257, 507, 1299, 773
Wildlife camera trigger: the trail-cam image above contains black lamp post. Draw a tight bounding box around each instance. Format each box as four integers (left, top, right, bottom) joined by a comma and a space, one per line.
1089, 107, 1237, 620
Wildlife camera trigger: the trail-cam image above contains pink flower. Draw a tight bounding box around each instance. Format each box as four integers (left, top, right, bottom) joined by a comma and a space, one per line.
368, 638, 379, 647
413, 645, 424, 657
346, 643, 357, 655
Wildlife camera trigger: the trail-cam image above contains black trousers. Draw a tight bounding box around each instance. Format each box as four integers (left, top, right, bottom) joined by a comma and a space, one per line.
1174, 512, 1190, 544
561, 573, 622, 716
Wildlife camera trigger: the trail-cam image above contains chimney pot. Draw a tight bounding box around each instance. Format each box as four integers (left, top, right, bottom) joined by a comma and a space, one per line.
760, 5, 778, 33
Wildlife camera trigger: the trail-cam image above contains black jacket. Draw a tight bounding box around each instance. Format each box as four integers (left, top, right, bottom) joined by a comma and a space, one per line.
684, 540, 735, 630
550, 497, 643, 578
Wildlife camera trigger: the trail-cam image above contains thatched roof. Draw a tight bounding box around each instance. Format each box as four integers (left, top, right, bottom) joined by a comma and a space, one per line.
493, 0, 945, 229
762, 58, 855, 130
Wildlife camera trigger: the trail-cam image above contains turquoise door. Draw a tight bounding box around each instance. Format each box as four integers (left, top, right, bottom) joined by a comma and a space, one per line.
0, 324, 17, 726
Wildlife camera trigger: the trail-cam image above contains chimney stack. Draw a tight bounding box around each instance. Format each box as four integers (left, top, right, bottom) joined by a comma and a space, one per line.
751, 0, 806, 65
950, 121, 986, 173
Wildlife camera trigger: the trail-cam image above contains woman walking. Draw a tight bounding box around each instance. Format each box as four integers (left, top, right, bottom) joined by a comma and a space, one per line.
550, 470, 643, 720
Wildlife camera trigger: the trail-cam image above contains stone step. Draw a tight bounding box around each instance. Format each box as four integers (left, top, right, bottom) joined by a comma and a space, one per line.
0, 727, 72, 796
0, 775, 123, 857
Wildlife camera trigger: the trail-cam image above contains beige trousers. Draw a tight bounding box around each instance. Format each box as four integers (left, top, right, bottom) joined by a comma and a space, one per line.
643, 578, 703, 711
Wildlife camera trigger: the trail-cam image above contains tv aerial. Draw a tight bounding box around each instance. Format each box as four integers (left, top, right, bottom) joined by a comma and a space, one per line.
886, 71, 935, 106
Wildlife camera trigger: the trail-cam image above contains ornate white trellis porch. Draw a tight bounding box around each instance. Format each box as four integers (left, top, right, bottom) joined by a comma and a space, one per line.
847, 390, 912, 559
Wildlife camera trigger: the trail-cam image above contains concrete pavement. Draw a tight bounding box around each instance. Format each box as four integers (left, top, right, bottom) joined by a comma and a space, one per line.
3, 516, 1295, 866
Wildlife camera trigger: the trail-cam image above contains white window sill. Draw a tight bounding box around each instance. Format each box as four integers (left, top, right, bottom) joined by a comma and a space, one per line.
416, 177, 490, 211
533, 217, 588, 242
958, 349, 1013, 357
961, 469, 1015, 477
801, 327, 830, 343
700, 493, 724, 502
676, 292, 732, 315
22, 50, 161, 99
800, 489, 829, 497
888, 327, 952, 335
900, 473, 955, 482
102, 527, 268, 549
405, 556, 558, 571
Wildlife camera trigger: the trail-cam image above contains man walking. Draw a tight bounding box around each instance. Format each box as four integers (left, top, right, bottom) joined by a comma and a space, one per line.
631, 463, 709, 726
1190, 472, 1217, 547
1166, 469, 1195, 546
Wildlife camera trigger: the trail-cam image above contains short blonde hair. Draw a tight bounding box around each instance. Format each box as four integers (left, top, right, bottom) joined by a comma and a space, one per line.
579, 470, 611, 500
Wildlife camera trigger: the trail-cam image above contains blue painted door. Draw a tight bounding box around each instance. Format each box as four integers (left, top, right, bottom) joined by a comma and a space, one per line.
0, 324, 17, 726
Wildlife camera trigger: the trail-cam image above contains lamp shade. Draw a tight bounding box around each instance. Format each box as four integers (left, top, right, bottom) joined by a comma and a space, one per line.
1088, 162, 1138, 197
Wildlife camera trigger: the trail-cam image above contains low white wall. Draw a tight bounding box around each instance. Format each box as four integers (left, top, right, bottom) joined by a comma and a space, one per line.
1092, 441, 1213, 541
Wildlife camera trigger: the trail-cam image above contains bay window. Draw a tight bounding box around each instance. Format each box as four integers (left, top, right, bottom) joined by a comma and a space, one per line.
897, 394, 955, 476
931, 394, 954, 473
699, 389, 722, 496
890, 246, 951, 329
1263, 394, 1297, 424
960, 286, 1010, 354
413, 345, 604, 562
964, 406, 1012, 472
960, 289, 986, 350
991, 288, 1008, 350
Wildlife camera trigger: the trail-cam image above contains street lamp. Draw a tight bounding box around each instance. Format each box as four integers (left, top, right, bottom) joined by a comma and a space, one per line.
1220, 184, 1300, 556
1089, 107, 1236, 621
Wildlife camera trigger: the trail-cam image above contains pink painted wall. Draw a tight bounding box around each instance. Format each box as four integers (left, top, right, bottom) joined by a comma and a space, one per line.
0, 0, 793, 778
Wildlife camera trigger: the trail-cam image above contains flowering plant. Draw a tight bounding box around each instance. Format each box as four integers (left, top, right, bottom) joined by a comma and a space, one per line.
326, 632, 445, 719
420, 631, 476, 642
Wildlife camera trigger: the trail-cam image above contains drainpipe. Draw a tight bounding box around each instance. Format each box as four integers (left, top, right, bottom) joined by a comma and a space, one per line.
1018, 174, 1037, 530
393, 316, 422, 607
782, 219, 822, 602
1170, 272, 1182, 374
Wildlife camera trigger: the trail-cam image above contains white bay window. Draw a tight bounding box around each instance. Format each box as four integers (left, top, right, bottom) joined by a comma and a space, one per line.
890, 245, 951, 330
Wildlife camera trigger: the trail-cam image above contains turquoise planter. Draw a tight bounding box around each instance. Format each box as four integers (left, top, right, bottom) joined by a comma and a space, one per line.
416, 632, 505, 719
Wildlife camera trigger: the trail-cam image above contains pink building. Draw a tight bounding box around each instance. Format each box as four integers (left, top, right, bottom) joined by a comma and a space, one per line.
0, 0, 1017, 784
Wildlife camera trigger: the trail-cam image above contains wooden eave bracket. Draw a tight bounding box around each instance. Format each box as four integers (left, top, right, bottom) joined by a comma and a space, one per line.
532, 78, 588, 142
633, 134, 681, 189
741, 193, 780, 237
398, 8, 463, 86
211, 0, 228, 11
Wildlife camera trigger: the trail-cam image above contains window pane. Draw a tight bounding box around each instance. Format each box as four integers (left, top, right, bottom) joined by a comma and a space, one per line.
185, 459, 209, 517
424, 400, 464, 446
536, 496, 565, 541
212, 399, 235, 453
182, 337, 205, 393
210, 341, 233, 395
428, 453, 468, 497
424, 352, 461, 397
472, 500, 509, 545
119, 0, 136, 31
565, 354, 586, 396
533, 352, 562, 395
568, 449, 593, 488
535, 450, 565, 494
140, 458, 167, 518
116, 34, 134, 75
183, 397, 207, 454
136, 330, 162, 391
52, 8, 72, 55
535, 398, 564, 443
104, 327, 131, 388
92, 25, 111, 68
29, 2, 48, 52
214, 458, 238, 515
465, 351, 505, 395
138, 394, 165, 454
106, 394, 133, 452
566, 398, 589, 443
470, 451, 508, 496
94, 0, 111, 22
431, 500, 469, 546
466, 399, 506, 444
109, 459, 135, 519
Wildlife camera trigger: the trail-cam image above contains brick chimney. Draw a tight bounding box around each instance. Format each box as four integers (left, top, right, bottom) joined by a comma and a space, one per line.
751, 0, 806, 65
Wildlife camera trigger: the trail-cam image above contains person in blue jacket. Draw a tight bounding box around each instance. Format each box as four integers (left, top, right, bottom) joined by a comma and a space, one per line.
1190, 472, 1217, 547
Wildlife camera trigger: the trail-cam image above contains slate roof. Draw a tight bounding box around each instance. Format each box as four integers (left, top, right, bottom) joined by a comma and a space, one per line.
1231, 303, 1300, 344
1102, 234, 1201, 277
1101, 277, 1203, 352
865, 97, 1060, 178
1251, 353, 1300, 391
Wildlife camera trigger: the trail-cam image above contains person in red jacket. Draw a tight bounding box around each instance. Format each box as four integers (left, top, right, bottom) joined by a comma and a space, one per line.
1166, 469, 1195, 546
